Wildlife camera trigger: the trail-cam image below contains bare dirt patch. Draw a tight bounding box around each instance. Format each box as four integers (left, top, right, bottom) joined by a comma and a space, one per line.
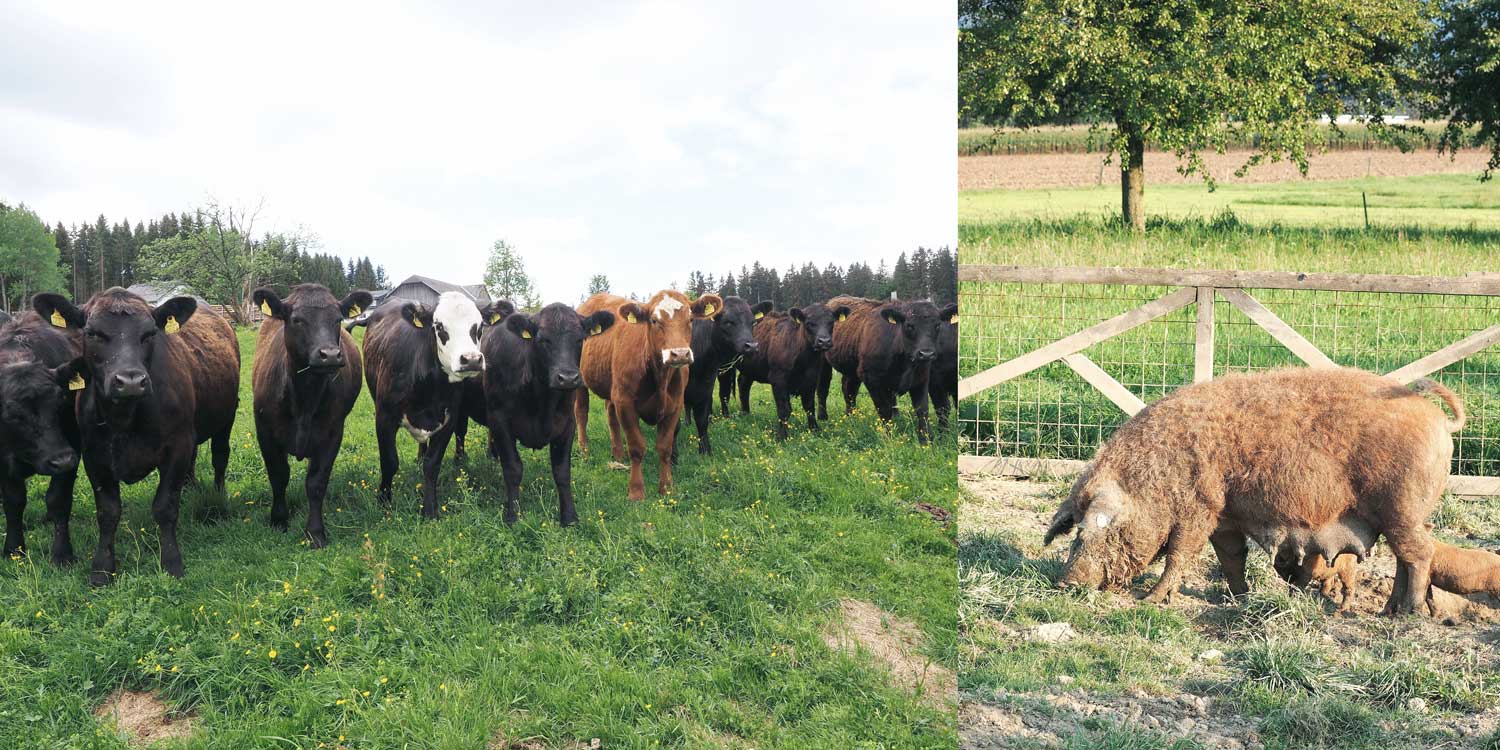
93, 689, 194, 746
959, 148, 1495, 191
825, 598, 957, 709
959, 472, 1500, 749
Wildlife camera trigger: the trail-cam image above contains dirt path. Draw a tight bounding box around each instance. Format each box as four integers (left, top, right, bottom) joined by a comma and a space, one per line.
959, 149, 1496, 191
959, 473, 1500, 750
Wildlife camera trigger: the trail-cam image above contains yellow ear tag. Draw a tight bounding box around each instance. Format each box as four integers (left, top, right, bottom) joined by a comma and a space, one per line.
348, 304, 362, 318
590, 323, 602, 335
260, 300, 273, 317
164, 316, 181, 334
521, 329, 532, 339
626, 313, 637, 324
50, 310, 67, 328
838, 313, 848, 322
887, 317, 898, 325
413, 317, 424, 328
754, 311, 764, 320
949, 314, 959, 324
703, 302, 716, 316
489, 313, 501, 325
68, 373, 86, 391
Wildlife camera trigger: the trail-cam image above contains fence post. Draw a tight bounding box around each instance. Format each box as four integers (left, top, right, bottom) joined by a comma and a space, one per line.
1194, 286, 1215, 382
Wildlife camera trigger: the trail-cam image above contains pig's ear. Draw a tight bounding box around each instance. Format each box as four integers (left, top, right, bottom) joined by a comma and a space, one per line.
1079, 480, 1127, 533
1043, 498, 1078, 546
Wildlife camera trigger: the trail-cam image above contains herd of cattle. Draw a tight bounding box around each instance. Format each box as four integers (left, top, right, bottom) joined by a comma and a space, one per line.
0, 284, 957, 585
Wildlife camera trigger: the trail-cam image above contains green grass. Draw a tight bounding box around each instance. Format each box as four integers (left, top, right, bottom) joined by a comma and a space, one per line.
0, 326, 956, 749
960, 173, 1500, 231
957, 122, 1455, 157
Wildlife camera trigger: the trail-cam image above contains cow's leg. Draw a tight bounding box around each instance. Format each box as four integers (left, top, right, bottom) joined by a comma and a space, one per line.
655, 409, 681, 496
737, 372, 752, 414
552, 425, 579, 526
211, 427, 231, 493
1384, 526, 1435, 616
931, 383, 952, 431
1, 476, 26, 558
418, 428, 453, 520
800, 380, 819, 432
453, 416, 468, 464
1209, 530, 1250, 599
817, 363, 832, 420
45, 470, 77, 565
695, 398, 713, 455
495, 430, 525, 525
606, 400, 627, 463
908, 383, 932, 446
771, 381, 793, 441
375, 408, 401, 505
718, 369, 735, 417
573, 389, 591, 455
841, 373, 861, 414
153, 451, 193, 578
258, 429, 292, 533
87, 472, 123, 586
303, 433, 340, 549
614, 402, 648, 501
1143, 526, 1211, 604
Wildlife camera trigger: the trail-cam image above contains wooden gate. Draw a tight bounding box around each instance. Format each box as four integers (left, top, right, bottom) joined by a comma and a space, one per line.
958, 266, 1500, 496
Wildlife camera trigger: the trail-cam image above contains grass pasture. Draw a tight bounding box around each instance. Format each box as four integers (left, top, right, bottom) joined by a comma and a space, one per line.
0, 326, 957, 749
958, 170, 1500, 749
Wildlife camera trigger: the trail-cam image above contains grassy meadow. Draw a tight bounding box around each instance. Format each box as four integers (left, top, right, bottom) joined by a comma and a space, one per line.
958, 170, 1500, 748
0, 326, 957, 749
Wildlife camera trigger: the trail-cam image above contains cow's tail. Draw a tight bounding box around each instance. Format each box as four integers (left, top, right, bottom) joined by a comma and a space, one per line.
1411, 378, 1466, 433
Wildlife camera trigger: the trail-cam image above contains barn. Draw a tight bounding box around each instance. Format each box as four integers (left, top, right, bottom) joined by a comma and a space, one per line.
383, 275, 491, 308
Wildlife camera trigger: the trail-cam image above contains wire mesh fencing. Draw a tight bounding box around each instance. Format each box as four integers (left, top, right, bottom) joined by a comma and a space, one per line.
959, 269, 1500, 481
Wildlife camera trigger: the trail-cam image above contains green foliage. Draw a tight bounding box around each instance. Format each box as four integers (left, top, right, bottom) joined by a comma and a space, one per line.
0, 203, 65, 310
586, 274, 610, 296
0, 326, 955, 748
483, 239, 540, 309
1416, 0, 1500, 177
134, 204, 295, 322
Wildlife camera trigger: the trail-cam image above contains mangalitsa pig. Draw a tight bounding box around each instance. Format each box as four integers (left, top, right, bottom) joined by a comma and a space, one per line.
1044, 368, 1464, 615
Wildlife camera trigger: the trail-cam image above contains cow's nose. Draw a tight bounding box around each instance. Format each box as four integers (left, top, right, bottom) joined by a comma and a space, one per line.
553, 370, 583, 390
43, 451, 78, 474
662, 347, 694, 367
814, 337, 833, 349
740, 341, 758, 353
914, 348, 936, 361
110, 370, 149, 398
460, 352, 484, 369
315, 347, 345, 366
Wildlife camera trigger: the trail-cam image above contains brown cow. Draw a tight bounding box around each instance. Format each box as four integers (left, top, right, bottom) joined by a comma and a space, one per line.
34, 289, 240, 585
251, 285, 372, 548
733, 302, 849, 441
575, 290, 722, 500
1043, 368, 1463, 616
820, 295, 954, 445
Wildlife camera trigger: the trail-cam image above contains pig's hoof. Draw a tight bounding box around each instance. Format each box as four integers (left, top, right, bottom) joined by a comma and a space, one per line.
1141, 587, 1175, 605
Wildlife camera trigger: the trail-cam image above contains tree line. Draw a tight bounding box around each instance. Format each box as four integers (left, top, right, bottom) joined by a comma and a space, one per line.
681, 247, 957, 309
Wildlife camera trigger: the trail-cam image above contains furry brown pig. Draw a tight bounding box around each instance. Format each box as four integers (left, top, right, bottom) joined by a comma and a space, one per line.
1279, 553, 1360, 610
1283, 539, 1500, 608
1044, 368, 1463, 616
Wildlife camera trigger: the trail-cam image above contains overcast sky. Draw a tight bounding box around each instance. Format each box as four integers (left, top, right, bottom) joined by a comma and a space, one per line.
0, 1, 956, 302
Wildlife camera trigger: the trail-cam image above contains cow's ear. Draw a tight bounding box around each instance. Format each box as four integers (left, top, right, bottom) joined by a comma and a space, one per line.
506, 313, 538, 340
254, 288, 287, 320
582, 310, 615, 337
617, 302, 647, 325
751, 300, 773, 321
942, 304, 959, 325
33, 294, 85, 330
155, 296, 197, 334
789, 307, 807, 324
833, 305, 852, 322
691, 294, 724, 319
485, 300, 517, 326
881, 307, 906, 326
340, 290, 374, 320
401, 302, 432, 329
52, 357, 87, 392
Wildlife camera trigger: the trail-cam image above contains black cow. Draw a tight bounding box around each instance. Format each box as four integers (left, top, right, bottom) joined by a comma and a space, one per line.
481, 303, 615, 525
0, 310, 83, 564
681, 296, 771, 455
451, 300, 515, 464
819, 296, 956, 445
251, 285, 372, 548
734, 302, 849, 441
33, 289, 240, 585
930, 307, 958, 429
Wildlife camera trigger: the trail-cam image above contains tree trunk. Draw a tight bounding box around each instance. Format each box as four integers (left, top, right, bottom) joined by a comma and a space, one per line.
1121, 129, 1146, 231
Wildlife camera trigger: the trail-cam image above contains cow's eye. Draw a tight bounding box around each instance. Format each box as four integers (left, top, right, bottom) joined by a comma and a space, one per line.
470, 325, 480, 342
86, 329, 106, 341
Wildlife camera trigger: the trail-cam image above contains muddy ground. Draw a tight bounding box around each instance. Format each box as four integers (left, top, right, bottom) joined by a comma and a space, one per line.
959, 474, 1500, 750
958, 149, 1496, 191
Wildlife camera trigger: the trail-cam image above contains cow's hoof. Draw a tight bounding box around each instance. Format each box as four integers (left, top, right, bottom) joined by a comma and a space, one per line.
270, 517, 289, 533
51, 549, 76, 567
88, 570, 114, 587
162, 560, 184, 579
305, 530, 328, 550
560, 514, 578, 527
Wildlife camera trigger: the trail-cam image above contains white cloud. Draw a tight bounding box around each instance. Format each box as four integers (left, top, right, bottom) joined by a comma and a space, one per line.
0, 1, 957, 301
